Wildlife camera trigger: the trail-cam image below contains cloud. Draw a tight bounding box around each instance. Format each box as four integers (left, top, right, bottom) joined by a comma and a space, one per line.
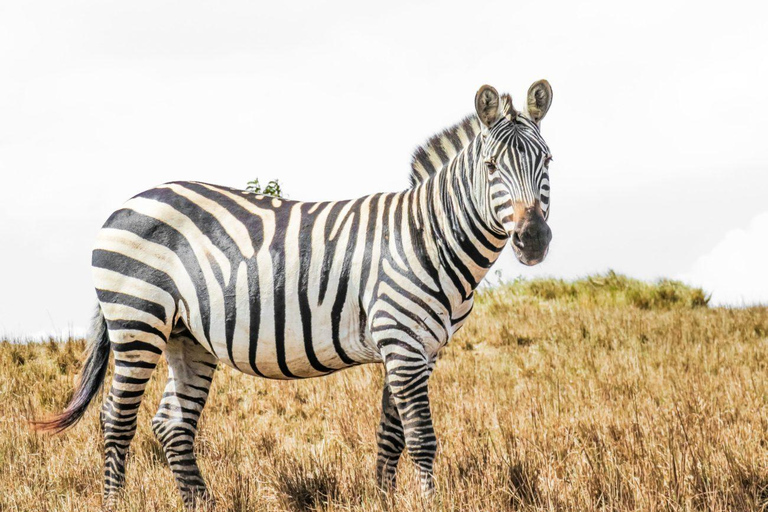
679, 212, 768, 306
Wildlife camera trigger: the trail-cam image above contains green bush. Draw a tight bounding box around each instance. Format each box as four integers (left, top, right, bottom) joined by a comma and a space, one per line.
246, 178, 284, 198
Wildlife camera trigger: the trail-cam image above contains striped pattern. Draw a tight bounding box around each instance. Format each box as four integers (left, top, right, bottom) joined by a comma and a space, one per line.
410, 115, 481, 186
39, 87, 554, 509
483, 112, 552, 226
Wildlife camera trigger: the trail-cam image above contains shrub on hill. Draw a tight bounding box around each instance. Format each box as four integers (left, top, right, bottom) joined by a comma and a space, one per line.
483, 270, 710, 310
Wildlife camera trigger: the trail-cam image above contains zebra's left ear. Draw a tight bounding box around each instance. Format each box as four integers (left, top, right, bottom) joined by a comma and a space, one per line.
526, 80, 553, 124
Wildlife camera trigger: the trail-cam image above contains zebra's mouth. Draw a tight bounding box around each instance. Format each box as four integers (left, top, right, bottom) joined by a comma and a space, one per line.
512, 243, 549, 266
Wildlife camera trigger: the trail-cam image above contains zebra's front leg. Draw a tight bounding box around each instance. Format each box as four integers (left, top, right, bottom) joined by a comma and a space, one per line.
376, 383, 405, 491
380, 347, 437, 497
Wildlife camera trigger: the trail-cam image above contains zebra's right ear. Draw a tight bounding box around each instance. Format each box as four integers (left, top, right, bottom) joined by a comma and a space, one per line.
475, 85, 500, 128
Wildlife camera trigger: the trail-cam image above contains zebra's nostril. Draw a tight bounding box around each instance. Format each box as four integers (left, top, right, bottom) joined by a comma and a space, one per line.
515, 221, 551, 250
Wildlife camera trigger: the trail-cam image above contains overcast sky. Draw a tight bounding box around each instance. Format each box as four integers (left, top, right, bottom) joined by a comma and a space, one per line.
1, 0, 767, 337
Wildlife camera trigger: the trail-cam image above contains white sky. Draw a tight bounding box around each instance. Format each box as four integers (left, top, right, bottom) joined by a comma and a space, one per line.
1, 0, 767, 337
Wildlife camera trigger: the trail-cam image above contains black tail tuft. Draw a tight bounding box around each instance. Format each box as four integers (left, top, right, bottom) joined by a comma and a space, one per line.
32, 304, 110, 433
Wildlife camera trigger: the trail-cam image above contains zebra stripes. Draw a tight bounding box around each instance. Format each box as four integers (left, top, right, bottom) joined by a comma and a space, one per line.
35, 82, 554, 509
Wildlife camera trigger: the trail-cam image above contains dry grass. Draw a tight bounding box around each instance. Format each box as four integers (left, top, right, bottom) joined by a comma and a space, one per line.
1, 275, 768, 511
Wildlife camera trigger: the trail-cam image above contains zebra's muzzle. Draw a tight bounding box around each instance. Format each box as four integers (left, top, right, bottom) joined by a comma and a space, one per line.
511, 206, 551, 266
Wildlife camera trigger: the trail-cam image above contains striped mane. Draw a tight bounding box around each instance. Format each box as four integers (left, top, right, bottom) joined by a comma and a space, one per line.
408, 94, 513, 188
409, 116, 481, 187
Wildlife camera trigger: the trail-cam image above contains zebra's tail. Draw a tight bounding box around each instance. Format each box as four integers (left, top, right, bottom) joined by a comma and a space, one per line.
32, 303, 111, 433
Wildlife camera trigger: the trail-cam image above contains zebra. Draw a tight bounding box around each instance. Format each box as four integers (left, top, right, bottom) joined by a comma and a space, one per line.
35, 81, 554, 509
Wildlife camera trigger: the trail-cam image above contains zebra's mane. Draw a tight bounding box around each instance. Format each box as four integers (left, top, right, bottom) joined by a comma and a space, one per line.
408, 94, 513, 188
409, 116, 480, 187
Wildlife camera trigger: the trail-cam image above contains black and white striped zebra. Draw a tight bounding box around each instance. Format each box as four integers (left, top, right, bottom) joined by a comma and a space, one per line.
35, 82, 554, 509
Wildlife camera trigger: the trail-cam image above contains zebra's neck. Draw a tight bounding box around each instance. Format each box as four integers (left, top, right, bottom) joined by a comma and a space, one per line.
415, 135, 508, 304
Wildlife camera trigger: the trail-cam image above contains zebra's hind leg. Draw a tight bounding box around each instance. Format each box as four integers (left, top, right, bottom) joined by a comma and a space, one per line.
101, 321, 167, 510
376, 383, 405, 492
151, 328, 217, 510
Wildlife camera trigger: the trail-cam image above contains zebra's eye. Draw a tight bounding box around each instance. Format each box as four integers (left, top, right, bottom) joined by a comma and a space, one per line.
544, 155, 553, 166
485, 158, 497, 174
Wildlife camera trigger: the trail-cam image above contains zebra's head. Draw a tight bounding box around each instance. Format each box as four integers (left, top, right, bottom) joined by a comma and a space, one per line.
475, 82, 553, 266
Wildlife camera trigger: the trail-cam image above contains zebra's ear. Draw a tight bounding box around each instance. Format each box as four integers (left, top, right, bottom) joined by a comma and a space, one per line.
526, 80, 553, 124
475, 85, 501, 128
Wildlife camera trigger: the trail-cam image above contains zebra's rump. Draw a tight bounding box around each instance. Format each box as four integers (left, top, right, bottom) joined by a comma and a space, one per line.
92, 181, 382, 380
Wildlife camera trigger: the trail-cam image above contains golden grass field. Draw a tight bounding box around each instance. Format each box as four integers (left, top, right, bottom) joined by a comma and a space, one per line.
2, 273, 768, 511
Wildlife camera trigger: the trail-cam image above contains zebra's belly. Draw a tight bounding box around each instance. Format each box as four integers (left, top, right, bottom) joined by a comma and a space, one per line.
201, 301, 379, 380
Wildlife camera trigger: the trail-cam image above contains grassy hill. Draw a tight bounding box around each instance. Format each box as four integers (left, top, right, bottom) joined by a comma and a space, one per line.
1, 274, 767, 511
